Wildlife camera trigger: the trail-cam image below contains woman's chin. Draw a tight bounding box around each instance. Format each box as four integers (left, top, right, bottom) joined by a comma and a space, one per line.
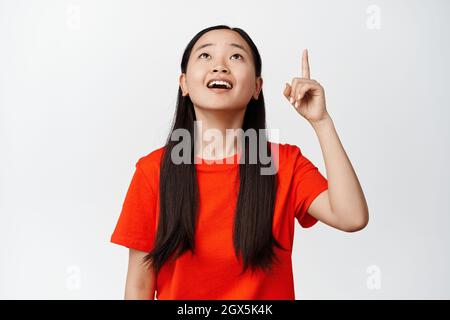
195, 104, 246, 112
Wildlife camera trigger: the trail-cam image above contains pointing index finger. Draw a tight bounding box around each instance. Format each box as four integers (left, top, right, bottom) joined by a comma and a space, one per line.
302, 49, 310, 79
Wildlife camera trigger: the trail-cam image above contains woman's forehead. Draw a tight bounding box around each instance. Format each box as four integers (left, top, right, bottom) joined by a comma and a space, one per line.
194, 29, 250, 52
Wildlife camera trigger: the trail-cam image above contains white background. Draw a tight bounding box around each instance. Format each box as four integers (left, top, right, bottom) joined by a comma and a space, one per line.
1, 0, 449, 299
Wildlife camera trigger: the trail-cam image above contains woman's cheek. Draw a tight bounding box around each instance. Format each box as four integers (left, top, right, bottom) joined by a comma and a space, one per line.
239, 77, 257, 97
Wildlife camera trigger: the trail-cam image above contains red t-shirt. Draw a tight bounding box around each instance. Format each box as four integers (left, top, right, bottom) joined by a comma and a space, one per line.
110, 141, 328, 300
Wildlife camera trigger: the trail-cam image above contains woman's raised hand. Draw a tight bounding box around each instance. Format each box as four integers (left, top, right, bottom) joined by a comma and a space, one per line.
283, 49, 330, 125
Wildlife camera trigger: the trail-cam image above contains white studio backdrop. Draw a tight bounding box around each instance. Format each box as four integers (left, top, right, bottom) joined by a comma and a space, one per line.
0, 0, 449, 299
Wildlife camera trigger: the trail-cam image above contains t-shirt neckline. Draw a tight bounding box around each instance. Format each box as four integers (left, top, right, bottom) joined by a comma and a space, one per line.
194, 152, 241, 172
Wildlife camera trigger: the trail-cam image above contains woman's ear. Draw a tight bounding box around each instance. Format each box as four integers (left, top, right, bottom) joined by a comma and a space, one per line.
253, 77, 263, 99
179, 73, 189, 97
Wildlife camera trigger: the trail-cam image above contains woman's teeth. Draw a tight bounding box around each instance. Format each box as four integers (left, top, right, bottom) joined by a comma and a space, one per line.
207, 80, 232, 89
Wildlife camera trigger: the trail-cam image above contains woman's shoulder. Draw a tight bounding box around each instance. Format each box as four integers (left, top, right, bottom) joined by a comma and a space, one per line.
269, 140, 300, 152
262, 141, 302, 176
135, 145, 167, 172
268, 140, 302, 162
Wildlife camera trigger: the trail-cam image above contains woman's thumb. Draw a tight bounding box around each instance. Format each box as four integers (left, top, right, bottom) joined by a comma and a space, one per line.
283, 83, 291, 99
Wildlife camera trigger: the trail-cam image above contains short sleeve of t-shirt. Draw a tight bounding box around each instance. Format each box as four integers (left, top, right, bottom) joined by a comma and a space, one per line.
292, 146, 329, 228
110, 160, 158, 252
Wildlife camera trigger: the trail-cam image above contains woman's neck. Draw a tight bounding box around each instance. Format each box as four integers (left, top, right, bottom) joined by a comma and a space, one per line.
193, 107, 245, 160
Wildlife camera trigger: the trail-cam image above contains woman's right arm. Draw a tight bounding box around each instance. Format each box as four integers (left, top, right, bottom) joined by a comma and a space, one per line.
124, 248, 156, 300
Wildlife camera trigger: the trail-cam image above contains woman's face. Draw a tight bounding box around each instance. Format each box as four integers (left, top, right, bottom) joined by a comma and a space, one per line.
180, 29, 263, 112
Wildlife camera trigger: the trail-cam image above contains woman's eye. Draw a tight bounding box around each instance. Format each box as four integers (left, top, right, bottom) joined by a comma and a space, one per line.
230, 53, 243, 60
199, 52, 209, 59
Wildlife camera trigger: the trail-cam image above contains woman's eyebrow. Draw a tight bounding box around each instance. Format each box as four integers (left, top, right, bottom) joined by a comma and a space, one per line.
194, 43, 249, 55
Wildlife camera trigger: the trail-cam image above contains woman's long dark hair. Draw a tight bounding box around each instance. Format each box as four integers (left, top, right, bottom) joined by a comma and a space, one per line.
143, 25, 286, 276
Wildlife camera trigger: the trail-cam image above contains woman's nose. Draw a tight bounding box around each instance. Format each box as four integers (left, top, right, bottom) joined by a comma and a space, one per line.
213, 66, 229, 73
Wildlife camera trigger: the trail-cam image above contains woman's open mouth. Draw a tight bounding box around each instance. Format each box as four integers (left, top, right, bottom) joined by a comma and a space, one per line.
207, 79, 233, 93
